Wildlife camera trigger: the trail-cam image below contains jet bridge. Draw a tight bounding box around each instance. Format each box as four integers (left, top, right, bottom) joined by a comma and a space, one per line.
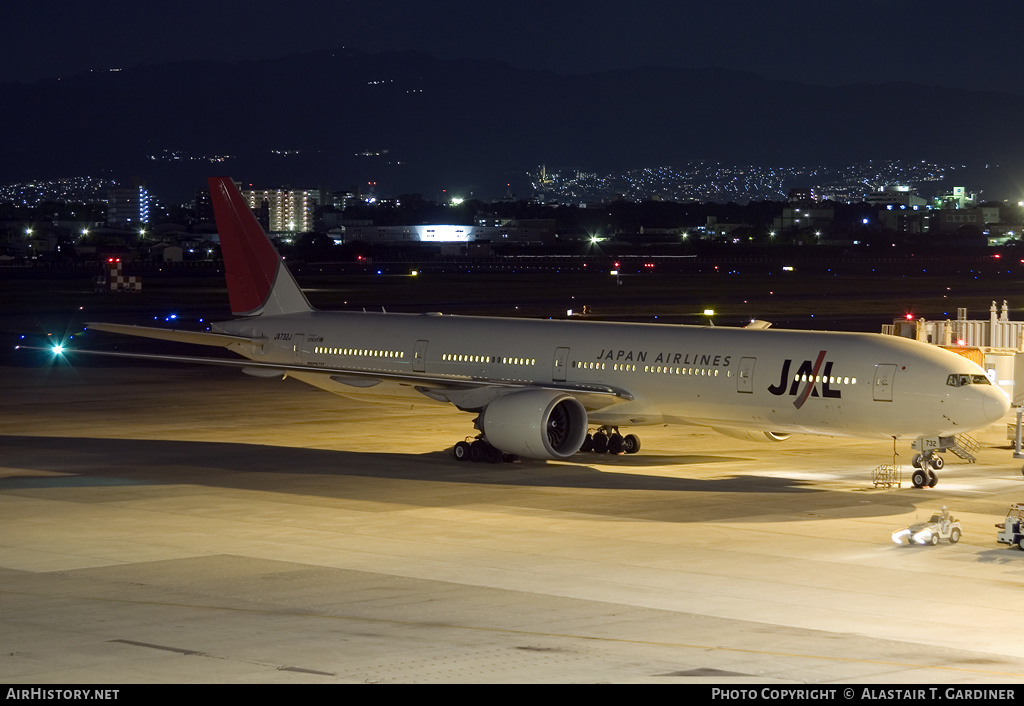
1011, 407, 1024, 475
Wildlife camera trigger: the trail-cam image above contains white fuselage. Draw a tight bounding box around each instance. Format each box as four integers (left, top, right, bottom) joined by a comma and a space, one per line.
215, 310, 1009, 440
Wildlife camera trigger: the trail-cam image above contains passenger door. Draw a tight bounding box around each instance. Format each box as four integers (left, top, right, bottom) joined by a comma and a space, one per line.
737, 357, 756, 393
413, 339, 428, 373
552, 347, 570, 382
873, 364, 896, 402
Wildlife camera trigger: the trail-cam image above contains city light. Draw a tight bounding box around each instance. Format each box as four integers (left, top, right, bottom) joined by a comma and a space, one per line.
531, 159, 959, 204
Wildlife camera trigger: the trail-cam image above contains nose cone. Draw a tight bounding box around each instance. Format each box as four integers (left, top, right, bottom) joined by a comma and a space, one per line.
985, 387, 1011, 422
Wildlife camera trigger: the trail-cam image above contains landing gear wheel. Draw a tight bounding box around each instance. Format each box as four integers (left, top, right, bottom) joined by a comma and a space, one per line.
453, 441, 471, 461
580, 433, 593, 453
622, 434, 641, 454
950, 528, 961, 544
470, 439, 487, 462
608, 433, 624, 454
484, 444, 502, 463
912, 453, 923, 469
930, 455, 944, 471
592, 432, 608, 453
927, 470, 938, 488
911, 469, 929, 489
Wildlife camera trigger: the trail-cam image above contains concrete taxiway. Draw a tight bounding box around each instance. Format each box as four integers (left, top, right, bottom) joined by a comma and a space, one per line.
3, 362, 1024, 684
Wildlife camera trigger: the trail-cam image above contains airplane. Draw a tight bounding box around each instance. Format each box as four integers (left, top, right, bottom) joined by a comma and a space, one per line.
38, 177, 1010, 487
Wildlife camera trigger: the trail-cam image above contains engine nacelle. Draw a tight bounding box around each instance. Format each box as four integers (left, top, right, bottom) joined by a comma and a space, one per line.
712, 428, 792, 443
482, 389, 588, 460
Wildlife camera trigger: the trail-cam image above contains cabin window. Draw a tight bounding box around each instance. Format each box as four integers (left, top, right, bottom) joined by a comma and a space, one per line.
314, 346, 404, 359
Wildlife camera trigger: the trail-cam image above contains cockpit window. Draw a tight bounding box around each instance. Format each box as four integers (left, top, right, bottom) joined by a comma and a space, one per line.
946, 374, 992, 387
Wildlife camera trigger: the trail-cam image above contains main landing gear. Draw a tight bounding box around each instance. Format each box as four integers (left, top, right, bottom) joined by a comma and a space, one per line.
451, 426, 644, 462
579, 426, 641, 455
910, 451, 943, 488
452, 437, 518, 464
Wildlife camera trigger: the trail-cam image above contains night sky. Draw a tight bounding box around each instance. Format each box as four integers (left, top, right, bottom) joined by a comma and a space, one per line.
4, 0, 1022, 92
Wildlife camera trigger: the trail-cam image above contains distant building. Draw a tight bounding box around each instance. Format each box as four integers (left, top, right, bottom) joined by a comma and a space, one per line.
866, 186, 930, 235
324, 190, 357, 210
934, 186, 977, 210
240, 187, 319, 232
931, 205, 1000, 234
773, 206, 835, 232
342, 222, 553, 245
877, 206, 930, 235
701, 216, 750, 239
194, 188, 214, 222
865, 185, 927, 208
107, 185, 150, 226
787, 187, 815, 203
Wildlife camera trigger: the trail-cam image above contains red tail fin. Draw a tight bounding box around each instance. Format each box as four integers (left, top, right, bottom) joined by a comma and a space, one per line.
208, 177, 311, 316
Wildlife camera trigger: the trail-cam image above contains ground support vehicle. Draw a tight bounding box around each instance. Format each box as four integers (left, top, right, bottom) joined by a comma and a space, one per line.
996, 503, 1024, 549
892, 509, 962, 545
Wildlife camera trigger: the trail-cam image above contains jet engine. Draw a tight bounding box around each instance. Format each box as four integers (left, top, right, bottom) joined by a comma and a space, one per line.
482, 390, 588, 460
712, 428, 791, 443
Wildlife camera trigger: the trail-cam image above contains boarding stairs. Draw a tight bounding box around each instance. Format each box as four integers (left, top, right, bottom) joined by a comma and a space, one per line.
949, 433, 979, 463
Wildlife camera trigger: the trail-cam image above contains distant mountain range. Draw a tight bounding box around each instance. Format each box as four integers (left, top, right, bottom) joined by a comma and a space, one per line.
2, 48, 1022, 201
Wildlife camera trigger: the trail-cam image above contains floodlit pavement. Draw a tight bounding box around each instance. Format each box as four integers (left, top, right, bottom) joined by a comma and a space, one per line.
3, 364, 1024, 683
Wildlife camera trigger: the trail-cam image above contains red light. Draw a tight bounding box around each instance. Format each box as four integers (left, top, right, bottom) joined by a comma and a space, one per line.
905, 313, 914, 320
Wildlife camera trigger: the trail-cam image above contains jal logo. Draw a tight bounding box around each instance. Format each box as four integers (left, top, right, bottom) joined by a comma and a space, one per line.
768, 350, 841, 408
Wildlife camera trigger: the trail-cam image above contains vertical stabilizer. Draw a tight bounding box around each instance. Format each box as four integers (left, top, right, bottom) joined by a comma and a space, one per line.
208, 177, 312, 316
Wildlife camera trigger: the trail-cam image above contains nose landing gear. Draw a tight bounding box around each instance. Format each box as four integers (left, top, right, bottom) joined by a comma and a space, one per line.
907, 436, 962, 489
910, 451, 942, 488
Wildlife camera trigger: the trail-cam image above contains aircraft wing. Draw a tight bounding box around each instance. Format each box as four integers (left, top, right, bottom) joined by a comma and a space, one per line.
29, 344, 633, 407
85, 322, 260, 347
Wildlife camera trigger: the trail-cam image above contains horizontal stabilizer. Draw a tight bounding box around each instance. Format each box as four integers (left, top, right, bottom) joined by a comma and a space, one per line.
86, 322, 260, 347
